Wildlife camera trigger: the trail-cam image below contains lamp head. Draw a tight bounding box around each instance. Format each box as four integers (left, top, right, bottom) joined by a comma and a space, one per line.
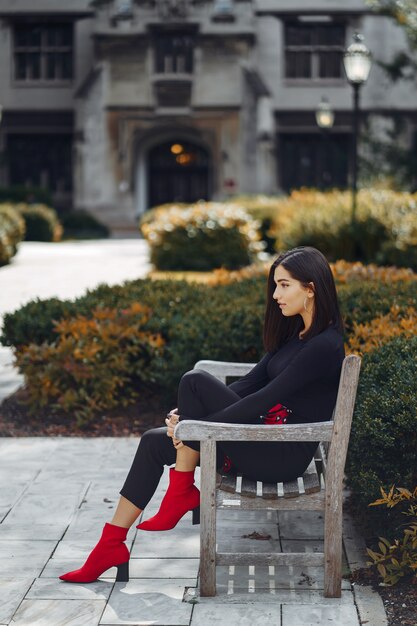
315, 97, 334, 129
343, 32, 372, 84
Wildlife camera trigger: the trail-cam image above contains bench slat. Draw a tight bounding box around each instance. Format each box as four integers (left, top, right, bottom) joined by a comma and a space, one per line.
240, 477, 257, 498
175, 420, 333, 442
217, 488, 325, 510
218, 474, 237, 494
216, 552, 324, 567
303, 458, 321, 494
261, 482, 278, 500
217, 461, 321, 500
283, 478, 301, 498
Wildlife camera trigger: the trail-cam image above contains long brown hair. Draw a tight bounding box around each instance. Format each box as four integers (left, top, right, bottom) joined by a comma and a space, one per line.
263, 247, 344, 352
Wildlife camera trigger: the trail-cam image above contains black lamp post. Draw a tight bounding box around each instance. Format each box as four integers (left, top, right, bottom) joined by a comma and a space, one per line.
315, 97, 334, 189
343, 32, 372, 223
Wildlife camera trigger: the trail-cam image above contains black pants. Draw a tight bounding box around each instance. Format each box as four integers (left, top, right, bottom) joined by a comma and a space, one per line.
120, 370, 316, 510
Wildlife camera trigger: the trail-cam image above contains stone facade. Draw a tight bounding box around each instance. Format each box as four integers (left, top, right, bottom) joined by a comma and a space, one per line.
0, 0, 416, 228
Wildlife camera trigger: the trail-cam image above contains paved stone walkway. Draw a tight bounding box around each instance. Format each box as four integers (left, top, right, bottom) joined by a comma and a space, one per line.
0, 239, 387, 625
1, 437, 362, 626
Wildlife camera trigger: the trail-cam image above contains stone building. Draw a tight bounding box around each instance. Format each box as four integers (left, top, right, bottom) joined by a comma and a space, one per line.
0, 0, 416, 229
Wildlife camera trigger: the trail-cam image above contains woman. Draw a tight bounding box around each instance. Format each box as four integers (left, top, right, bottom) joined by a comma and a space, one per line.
59, 246, 345, 584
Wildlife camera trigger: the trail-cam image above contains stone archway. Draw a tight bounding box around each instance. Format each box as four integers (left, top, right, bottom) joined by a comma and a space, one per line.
134, 129, 213, 216
148, 140, 210, 208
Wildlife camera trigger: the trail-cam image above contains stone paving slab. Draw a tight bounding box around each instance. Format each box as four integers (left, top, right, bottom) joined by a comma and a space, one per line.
281, 604, 360, 625
100, 580, 195, 625
0, 579, 35, 623
191, 603, 282, 625
278, 511, 324, 540
185, 589, 356, 605
0, 437, 385, 625
26, 578, 114, 601
11, 598, 107, 626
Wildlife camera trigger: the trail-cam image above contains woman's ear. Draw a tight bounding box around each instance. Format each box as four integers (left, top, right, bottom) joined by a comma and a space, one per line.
307, 281, 315, 297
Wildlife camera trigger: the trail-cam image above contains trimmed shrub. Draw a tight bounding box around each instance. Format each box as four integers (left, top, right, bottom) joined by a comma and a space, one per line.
1, 277, 266, 403
230, 195, 283, 254
0, 204, 26, 265
17, 204, 63, 242
337, 280, 417, 335
62, 210, 110, 239
2, 263, 416, 348
140, 202, 264, 271
0, 186, 52, 206
15, 303, 165, 425
345, 336, 417, 535
269, 188, 417, 269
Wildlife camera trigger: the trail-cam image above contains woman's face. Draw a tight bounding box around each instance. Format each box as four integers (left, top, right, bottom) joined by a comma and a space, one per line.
272, 264, 314, 318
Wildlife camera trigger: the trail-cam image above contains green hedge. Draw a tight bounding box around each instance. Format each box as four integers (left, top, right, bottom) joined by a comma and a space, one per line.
271, 189, 417, 270
0, 277, 266, 403
0, 204, 26, 265
61, 210, 110, 240
140, 202, 264, 271
17, 204, 62, 242
3, 275, 416, 349
0, 186, 52, 206
337, 280, 417, 334
346, 336, 417, 536
2, 273, 417, 405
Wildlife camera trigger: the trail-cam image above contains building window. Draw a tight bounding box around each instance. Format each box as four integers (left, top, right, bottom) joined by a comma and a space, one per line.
14, 23, 73, 82
154, 32, 194, 73
284, 22, 345, 79
279, 133, 349, 191
8, 134, 73, 193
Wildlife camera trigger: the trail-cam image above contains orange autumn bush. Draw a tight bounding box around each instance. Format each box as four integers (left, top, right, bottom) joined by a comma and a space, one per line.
15, 303, 165, 425
346, 305, 417, 356
206, 259, 416, 286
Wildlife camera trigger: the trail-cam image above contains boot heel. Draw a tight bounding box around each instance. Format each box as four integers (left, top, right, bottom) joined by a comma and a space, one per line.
116, 561, 129, 582
192, 506, 200, 525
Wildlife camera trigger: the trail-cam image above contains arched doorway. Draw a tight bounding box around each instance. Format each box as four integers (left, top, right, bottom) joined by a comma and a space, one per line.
148, 140, 210, 207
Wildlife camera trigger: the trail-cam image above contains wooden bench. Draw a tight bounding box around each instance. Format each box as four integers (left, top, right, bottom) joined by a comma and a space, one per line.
175, 354, 361, 598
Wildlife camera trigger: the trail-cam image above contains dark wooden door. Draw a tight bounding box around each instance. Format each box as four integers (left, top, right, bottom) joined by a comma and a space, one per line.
148, 140, 210, 208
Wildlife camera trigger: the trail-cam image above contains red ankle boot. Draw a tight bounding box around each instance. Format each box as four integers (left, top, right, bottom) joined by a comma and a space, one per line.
137, 468, 200, 531
59, 522, 130, 583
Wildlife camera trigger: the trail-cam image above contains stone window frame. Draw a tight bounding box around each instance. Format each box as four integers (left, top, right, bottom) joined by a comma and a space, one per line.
13, 21, 74, 84
154, 30, 195, 74
284, 20, 346, 81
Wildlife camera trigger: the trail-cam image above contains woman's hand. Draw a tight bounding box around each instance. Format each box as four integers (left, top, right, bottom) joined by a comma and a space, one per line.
165, 409, 184, 449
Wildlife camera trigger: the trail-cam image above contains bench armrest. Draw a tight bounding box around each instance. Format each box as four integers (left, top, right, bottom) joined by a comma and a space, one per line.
194, 360, 256, 383
175, 420, 334, 442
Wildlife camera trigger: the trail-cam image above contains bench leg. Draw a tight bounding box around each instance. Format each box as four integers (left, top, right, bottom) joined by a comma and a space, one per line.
199, 440, 217, 597
324, 486, 343, 598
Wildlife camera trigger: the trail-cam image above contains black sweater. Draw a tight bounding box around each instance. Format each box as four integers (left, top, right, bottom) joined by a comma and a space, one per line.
181, 326, 345, 425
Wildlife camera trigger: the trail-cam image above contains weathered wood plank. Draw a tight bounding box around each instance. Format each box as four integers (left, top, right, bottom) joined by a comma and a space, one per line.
175, 421, 334, 442
240, 477, 257, 498
283, 478, 301, 498
218, 474, 237, 494
200, 440, 217, 597
261, 481, 278, 500
194, 360, 255, 384
217, 489, 326, 511
324, 355, 361, 598
216, 552, 324, 567
303, 458, 321, 494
